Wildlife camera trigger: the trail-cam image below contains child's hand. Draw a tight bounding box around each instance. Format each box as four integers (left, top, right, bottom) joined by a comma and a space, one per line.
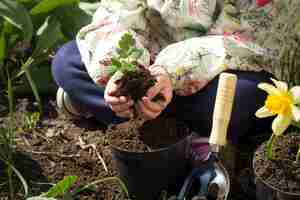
137, 65, 173, 120
104, 78, 134, 118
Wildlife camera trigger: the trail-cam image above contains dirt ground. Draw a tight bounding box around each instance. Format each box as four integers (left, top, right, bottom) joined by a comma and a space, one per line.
0, 98, 257, 200
1, 98, 129, 199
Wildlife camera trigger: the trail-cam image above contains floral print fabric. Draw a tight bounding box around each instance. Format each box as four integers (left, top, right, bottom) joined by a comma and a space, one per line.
76, 0, 273, 96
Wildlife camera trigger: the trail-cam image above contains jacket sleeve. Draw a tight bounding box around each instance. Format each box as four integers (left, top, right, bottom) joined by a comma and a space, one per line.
154, 35, 266, 96
147, 0, 217, 35
76, 1, 151, 88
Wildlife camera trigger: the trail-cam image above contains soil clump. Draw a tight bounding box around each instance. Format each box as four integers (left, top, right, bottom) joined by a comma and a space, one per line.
114, 65, 156, 102
106, 116, 190, 152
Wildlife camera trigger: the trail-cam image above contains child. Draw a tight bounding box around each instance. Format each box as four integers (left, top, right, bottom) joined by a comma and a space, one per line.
52, 0, 274, 160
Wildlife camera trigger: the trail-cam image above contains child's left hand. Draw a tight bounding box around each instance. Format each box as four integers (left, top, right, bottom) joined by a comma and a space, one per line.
137, 65, 173, 120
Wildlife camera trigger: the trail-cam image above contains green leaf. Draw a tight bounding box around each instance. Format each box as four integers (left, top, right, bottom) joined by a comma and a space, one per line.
0, 159, 29, 197
121, 61, 136, 73
16, 0, 35, 3
107, 57, 123, 76
6, 67, 13, 116
292, 120, 300, 129
45, 176, 78, 198
16, 63, 57, 95
120, 33, 135, 48
22, 58, 43, 114
128, 47, 143, 59
26, 197, 57, 200
107, 65, 119, 76
0, 0, 33, 41
118, 33, 135, 58
5, 22, 21, 49
0, 27, 6, 61
30, 0, 79, 15
53, 4, 92, 39
32, 16, 63, 58
111, 57, 122, 68
266, 134, 276, 160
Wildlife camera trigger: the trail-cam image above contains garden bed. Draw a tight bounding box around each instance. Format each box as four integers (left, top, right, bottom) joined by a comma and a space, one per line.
0, 98, 254, 200
1, 98, 128, 199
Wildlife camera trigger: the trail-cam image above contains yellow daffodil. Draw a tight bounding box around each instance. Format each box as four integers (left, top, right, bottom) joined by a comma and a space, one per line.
255, 78, 300, 136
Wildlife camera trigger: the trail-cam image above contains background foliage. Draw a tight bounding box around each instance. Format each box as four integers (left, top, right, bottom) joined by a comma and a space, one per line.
0, 1, 100, 199
0, 0, 100, 113
254, 0, 300, 86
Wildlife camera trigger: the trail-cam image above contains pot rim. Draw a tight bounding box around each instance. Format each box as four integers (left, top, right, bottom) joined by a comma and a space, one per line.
253, 144, 300, 197
111, 134, 192, 155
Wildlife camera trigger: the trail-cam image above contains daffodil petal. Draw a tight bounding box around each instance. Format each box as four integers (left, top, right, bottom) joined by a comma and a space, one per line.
272, 114, 292, 136
255, 106, 275, 118
271, 78, 288, 92
292, 105, 300, 121
290, 86, 300, 104
258, 83, 281, 96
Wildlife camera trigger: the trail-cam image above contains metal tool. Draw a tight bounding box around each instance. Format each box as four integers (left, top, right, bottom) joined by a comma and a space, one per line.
177, 73, 237, 200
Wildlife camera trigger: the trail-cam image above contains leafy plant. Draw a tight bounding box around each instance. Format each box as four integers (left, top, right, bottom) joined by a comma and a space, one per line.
0, 70, 28, 200
253, 0, 300, 164
255, 78, 300, 163
0, 1, 100, 199
0, 0, 99, 113
107, 33, 143, 76
22, 112, 40, 132
254, 0, 300, 86
106, 32, 160, 102
26, 175, 129, 200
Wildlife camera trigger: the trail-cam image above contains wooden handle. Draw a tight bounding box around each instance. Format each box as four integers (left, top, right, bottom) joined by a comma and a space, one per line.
209, 73, 237, 147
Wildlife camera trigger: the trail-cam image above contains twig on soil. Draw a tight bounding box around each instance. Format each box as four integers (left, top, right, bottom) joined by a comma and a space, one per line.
145, 145, 152, 152
24, 150, 80, 158
29, 129, 52, 143
76, 136, 108, 172
29, 181, 54, 187
20, 136, 31, 147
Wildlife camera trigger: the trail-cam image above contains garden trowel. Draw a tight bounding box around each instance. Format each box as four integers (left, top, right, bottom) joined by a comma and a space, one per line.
177, 72, 237, 200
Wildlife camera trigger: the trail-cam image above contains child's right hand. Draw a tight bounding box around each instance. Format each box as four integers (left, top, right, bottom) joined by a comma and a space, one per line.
104, 78, 134, 118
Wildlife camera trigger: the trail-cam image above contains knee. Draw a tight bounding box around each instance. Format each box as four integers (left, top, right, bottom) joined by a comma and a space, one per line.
51, 41, 79, 87
228, 72, 273, 143
228, 70, 274, 110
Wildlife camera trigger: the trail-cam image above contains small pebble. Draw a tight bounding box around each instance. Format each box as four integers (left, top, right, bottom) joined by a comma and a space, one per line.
46, 129, 56, 137
49, 161, 56, 168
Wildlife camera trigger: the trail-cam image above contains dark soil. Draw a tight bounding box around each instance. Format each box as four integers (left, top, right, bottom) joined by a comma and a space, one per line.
0, 98, 129, 200
0, 98, 257, 200
254, 135, 300, 194
106, 117, 190, 152
114, 66, 156, 102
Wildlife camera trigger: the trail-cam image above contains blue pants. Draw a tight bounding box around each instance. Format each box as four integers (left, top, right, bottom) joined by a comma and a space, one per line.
52, 41, 274, 145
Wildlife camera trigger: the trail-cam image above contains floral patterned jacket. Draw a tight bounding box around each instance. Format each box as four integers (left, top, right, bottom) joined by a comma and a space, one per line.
76, 0, 273, 96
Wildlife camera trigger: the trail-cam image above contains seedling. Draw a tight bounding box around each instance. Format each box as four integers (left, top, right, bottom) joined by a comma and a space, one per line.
22, 112, 40, 132
108, 33, 156, 102
26, 175, 128, 200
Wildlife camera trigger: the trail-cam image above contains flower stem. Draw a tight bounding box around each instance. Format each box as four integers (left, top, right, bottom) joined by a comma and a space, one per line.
266, 134, 276, 160
296, 144, 300, 163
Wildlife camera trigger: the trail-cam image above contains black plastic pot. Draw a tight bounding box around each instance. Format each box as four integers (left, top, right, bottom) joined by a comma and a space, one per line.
111, 136, 191, 200
255, 175, 300, 200
253, 147, 300, 200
